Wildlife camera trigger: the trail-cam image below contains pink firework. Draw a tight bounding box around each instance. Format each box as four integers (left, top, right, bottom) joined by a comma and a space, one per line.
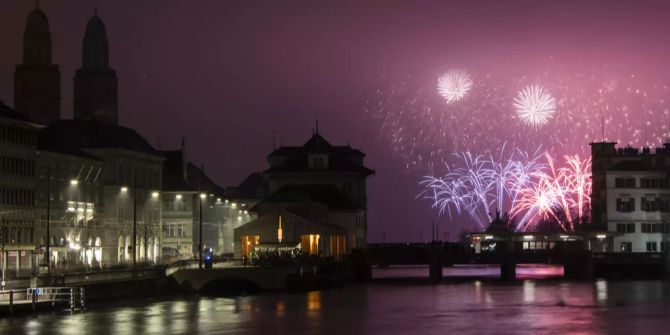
511, 154, 592, 231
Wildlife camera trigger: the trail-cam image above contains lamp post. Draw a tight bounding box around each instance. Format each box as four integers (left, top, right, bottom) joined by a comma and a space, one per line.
45, 167, 51, 274
198, 193, 205, 270
132, 177, 137, 268
1, 217, 5, 290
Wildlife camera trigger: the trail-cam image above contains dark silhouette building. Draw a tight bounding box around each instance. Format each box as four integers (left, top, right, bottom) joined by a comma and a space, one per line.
73, 11, 118, 124
13, 5, 61, 125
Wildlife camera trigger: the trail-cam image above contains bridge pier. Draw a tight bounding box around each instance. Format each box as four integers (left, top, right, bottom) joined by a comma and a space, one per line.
500, 260, 516, 281
563, 252, 593, 279
429, 246, 443, 282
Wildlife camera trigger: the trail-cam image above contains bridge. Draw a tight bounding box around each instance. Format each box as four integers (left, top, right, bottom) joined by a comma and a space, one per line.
366, 241, 666, 280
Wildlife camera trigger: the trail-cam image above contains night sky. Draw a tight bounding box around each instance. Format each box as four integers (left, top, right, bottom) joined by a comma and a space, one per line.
2, 0, 670, 241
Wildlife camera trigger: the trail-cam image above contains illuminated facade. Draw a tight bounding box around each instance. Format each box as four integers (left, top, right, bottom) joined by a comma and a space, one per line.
233, 127, 374, 258
591, 142, 670, 252
35, 150, 105, 269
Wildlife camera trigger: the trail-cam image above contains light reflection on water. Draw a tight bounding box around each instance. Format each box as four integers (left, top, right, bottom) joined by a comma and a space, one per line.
1, 266, 670, 334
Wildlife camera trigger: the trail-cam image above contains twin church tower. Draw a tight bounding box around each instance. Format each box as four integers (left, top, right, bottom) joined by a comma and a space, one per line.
13, 4, 118, 125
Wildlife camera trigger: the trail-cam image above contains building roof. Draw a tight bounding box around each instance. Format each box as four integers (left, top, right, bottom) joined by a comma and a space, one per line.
159, 149, 226, 195
251, 184, 359, 212
265, 132, 373, 175
225, 172, 268, 200
160, 150, 195, 192
0, 100, 33, 123
37, 119, 158, 156
186, 162, 226, 196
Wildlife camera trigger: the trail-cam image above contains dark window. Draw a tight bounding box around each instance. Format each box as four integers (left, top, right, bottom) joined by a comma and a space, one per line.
662, 242, 670, 252
616, 198, 635, 212
642, 224, 652, 233
642, 197, 658, 212
646, 242, 658, 252
616, 223, 626, 233
620, 242, 632, 252
641, 177, 668, 189
626, 223, 636, 233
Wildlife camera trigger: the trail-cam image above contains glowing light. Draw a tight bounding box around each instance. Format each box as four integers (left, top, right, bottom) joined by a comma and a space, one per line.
523, 235, 534, 240
121, 186, 128, 192
437, 70, 473, 103
514, 84, 556, 127
70, 179, 78, 186
596, 234, 606, 239
200, 193, 207, 199
278, 215, 283, 243
151, 191, 159, 198
175, 194, 182, 200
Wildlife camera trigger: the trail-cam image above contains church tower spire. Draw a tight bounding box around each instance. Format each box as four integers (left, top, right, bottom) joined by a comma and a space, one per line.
13, 5, 61, 125
74, 9, 118, 124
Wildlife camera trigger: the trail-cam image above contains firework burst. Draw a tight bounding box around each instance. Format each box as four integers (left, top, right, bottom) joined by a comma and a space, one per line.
513, 84, 557, 127
422, 151, 592, 232
437, 70, 474, 103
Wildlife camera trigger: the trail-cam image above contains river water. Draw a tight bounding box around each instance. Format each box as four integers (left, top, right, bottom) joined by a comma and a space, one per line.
2, 265, 670, 334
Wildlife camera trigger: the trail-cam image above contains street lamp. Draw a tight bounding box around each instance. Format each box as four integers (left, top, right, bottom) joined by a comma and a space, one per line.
45, 167, 52, 274
199, 193, 206, 269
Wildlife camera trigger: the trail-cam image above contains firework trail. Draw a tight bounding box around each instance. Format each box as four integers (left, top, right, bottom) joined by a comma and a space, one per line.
420, 147, 545, 230
422, 151, 592, 232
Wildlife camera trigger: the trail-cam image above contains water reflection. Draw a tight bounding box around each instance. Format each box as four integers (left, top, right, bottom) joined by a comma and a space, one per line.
1, 267, 670, 334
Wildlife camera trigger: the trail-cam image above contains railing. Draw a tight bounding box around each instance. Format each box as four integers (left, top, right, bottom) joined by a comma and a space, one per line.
0, 286, 85, 314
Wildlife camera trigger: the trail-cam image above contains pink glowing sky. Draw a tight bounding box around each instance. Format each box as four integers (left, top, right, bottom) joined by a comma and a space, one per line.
2, 0, 670, 240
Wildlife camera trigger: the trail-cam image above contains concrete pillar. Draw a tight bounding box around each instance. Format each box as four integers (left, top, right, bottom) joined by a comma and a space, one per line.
500, 239, 516, 281
500, 260, 516, 281
564, 251, 593, 279
429, 245, 443, 282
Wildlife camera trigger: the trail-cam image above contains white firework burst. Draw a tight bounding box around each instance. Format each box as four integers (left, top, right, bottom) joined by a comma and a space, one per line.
514, 84, 557, 127
437, 70, 473, 103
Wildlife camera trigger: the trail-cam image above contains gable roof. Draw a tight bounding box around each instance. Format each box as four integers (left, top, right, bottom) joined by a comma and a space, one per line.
0, 100, 33, 123
38, 119, 157, 156
225, 172, 268, 200
251, 184, 359, 211
265, 132, 373, 175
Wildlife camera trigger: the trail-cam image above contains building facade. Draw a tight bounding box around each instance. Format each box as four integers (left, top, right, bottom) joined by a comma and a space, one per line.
591, 142, 670, 252
0, 101, 42, 278
234, 128, 374, 259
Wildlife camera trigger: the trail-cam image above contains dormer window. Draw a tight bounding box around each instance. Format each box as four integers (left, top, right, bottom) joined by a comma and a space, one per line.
309, 154, 328, 169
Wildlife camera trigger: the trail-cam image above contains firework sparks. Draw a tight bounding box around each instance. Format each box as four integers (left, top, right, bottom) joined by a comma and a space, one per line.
513, 84, 557, 127
421, 151, 591, 232
420, 147, 545, 231
437, 70, 473, 103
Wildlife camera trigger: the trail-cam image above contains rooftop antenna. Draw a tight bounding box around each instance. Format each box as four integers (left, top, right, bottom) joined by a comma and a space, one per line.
601, 115, 605, 141
94, 4, 98, 16
315, 119, 319, 134
272, 129, 277, 150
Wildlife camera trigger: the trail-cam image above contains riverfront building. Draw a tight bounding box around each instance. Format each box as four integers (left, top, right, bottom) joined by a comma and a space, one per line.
591, 141, 670, 252
234, 128, 374, 259
0, 101, 42, 277
160, 142, 230, 260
